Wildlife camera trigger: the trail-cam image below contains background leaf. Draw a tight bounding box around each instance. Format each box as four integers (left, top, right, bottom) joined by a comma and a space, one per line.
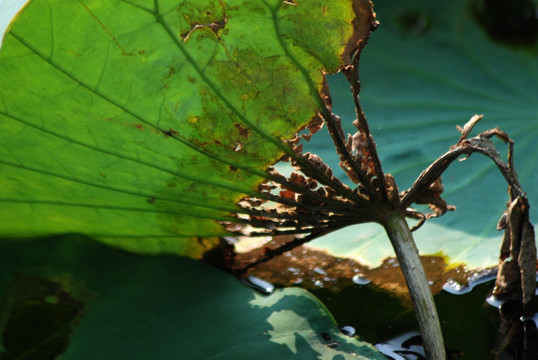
0, 0, 370, 256
0, 235, 385, 359
302, 0, 537, 270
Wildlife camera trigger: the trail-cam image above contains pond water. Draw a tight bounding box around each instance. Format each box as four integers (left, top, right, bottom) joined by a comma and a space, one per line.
311, 278, 538, 360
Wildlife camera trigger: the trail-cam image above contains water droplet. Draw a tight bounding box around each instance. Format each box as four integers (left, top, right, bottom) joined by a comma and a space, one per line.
314, 280, 323, 287
314, 267, 327, 275
486, 294, 505, 308
243, 275, 274, 295
442, 280, 471, 295
287, 267, 300, 274
352, 274, 371, 285
521, 313, 538, 327
375, 331, 424, 360
340, 325, 356, 337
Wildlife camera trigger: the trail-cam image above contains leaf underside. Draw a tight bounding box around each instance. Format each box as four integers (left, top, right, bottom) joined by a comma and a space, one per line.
0, 0, 373, 257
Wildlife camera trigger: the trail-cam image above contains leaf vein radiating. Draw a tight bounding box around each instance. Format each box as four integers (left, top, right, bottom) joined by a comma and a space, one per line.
266, 1, 324, 115
7, 31, 272, 183
367, 52, 528, 108
0, 108, 261, 197
0, 159, 244, 214
460, 37, 536, 104
0, 0, 376, 255
88, 232, 230, 238
119, 0, 154, 14
0, 198, 235, 221
152, 1, 302, 157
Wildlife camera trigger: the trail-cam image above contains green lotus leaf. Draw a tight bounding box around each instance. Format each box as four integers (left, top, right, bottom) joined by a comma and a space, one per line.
0, 235, 385, 359
0, 0, 371, 256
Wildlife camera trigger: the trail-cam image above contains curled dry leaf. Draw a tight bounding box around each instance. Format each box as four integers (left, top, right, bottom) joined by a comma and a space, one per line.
456, 114, 483, 144
228, 111, 535, 303
494, 196, 536, 305
411, 177, 456, 220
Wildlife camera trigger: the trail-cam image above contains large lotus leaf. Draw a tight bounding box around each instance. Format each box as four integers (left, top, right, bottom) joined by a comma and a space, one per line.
305, 0, 537, 270
0, 235, 385, 359
0, 0, 371, 256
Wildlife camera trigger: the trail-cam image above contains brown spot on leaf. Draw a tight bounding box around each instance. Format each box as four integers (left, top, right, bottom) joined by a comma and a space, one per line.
166, 67, 176, 79
234, 123, 251, 137
163, 128, 179, 137
182, 14, 227, 42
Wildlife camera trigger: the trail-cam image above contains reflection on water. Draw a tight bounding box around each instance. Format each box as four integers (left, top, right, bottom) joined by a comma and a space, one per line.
352, 274, 371, 286
312, 277, 538, 359
442, 269, 497, 295
340, 325, 356, 337
375, 331, 425, 360
242, 275, 274, 295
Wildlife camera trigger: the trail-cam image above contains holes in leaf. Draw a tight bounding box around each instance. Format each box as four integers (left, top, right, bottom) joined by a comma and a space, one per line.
181, 19, 227, 42
282, 0, 297, 6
